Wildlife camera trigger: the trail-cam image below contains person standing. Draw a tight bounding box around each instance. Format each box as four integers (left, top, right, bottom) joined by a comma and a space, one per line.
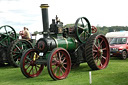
19, 27, 31, 40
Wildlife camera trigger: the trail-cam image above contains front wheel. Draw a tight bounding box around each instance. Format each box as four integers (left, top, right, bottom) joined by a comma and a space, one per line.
47, 48, 71, 80
121, 51, 127, 60
20, 48, 44, 78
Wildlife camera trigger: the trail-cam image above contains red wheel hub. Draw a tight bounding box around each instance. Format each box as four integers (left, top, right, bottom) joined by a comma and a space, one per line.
30, 61, 36, 66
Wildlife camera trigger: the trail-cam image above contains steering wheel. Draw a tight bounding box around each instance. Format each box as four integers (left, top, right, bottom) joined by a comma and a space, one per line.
75, 17, 91, 43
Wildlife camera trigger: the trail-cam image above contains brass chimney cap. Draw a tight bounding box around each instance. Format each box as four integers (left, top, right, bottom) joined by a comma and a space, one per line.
40, 4, 49, 8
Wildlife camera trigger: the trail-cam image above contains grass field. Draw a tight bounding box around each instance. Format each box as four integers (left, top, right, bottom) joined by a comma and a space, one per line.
0, 57, 128, 85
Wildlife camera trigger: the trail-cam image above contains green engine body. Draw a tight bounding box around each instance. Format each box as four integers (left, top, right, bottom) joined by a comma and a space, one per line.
53, 37, 77, 50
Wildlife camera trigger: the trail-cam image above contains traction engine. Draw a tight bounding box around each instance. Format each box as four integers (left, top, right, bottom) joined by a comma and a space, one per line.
20, 4, 110, 80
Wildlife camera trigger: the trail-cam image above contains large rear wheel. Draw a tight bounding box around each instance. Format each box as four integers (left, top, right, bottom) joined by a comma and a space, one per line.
8, 39, 33, 67
85, 34, 110, 70
0, 47, 7, 66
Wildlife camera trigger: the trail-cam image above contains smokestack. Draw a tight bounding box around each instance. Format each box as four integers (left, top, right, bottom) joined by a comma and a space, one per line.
40, 4, 49, 38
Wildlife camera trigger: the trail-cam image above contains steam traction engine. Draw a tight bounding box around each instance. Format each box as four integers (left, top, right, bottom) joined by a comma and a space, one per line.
20, 4, 110, 80
0, 25, 33, 66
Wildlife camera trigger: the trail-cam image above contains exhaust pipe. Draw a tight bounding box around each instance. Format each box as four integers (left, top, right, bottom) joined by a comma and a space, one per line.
40, 4, 49, 38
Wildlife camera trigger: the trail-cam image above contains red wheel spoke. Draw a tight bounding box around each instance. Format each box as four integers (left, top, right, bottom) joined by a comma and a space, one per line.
93, 54, 97, 59
52, 62, 56, 66
53, 65, 59, 71
53, 57, 58, 62
54, 68, 58, 75
93, 52, 95, 56
25, 64, 31, 70
97, 58, 103, 67
60, 67, 64, 75
52, 56, 59, 65
102, 47, 107, 51
58, 51, 62, 62
95, 39, 100, 48
60, 54, 64, 58
60, 53, 64, 61
94, 44, 98, 50
100, 60, 103, 67
62, 64, 66, 70
100, 40, 103, 46
95, 57, 101, 65
102, 56, 106, 60
93, 49, 98, 52
63, 62, 67, 65
55, 53, 58, 61
62, 57, 66, 63
98, 39, 100, 47
28, 54, 33, 60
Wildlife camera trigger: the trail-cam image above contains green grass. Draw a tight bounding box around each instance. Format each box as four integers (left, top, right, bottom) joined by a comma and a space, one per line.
0, 58, 128, 85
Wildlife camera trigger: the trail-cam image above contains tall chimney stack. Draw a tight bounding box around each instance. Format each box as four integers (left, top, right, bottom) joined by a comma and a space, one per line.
40, 4, 49, 38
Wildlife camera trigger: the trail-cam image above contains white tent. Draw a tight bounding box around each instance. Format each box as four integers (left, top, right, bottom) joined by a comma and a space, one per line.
105, 31, 128, 42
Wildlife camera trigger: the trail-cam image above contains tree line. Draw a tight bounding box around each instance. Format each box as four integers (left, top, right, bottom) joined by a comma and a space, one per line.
96, 26, 128, 35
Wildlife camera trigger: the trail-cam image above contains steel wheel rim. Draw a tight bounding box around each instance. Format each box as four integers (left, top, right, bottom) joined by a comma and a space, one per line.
50, 48, 71, 80
22, 49, 44, 77
93, 35, 110, 69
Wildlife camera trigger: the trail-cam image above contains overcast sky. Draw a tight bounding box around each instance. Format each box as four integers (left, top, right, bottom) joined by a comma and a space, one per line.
0, 0, 128, 33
